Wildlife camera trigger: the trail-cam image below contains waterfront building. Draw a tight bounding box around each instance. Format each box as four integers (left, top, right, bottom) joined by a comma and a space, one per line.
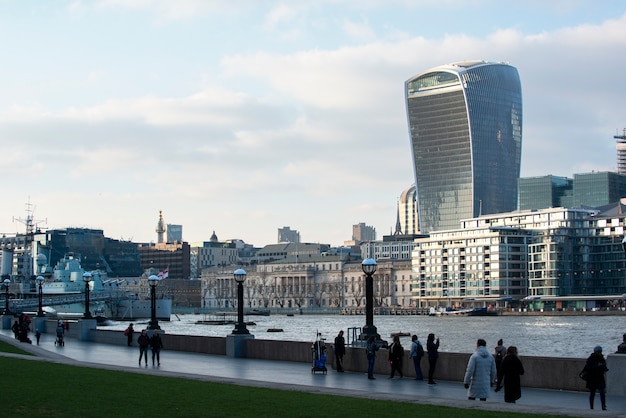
411, 206, 626, 310
405, 60, 522, 233
277, 226, 301, 243
200, 256, 413, 310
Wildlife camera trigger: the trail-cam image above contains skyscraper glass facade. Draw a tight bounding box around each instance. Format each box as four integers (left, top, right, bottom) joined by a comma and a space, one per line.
405, 61, 522, 233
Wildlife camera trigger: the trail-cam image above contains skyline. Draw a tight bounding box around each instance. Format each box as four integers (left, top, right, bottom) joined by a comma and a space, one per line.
1, 1, 626, 247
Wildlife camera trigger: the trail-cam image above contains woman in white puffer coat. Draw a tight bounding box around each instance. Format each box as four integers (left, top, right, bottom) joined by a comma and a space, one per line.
463, 338, 497, 401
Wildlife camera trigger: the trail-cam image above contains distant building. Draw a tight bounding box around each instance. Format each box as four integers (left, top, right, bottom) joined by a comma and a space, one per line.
190, 231, 238, 278
254, 242, 330, 263
352, 223, 376, 242
518, 175, 572, 210
615, 128, 626, 175
167, 224, 183, 243
518, 171, 626, 210
138, 241, 190, 280
396, 184, 419, 235
406, 60, 522, 233
155, 210, 166, 244
277, 227, 300, 243
572, 172, 626, 208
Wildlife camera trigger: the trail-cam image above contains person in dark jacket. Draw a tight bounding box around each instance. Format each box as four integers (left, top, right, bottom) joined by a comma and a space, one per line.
149, 330, 163, 366
426, 333, 440, 384
494, 338, 506, 376
409, 334, 424, 380
388, 335, 404, 378
125, 323, 134, 346
366, 335, 381, 380
584, 345, 607, 410
495, 345, 525, 403
334, 330, 346, 372
137, 329, 150, 366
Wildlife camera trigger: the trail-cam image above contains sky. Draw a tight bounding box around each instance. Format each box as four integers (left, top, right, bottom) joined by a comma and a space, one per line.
1, 0, 626, 247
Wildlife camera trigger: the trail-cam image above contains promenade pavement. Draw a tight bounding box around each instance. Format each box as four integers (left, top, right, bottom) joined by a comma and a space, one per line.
1, 329, 625, 417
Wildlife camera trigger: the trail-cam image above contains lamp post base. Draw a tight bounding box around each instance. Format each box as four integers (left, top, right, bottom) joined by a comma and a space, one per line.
360, 325, 380, 341
226, 333, 254, 358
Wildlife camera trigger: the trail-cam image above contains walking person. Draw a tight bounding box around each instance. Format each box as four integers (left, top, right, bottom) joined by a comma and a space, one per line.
409, 334, 424, 380
149, 330, 163, 366
495, 346, 524, 403
125, 323, 134, 346
137, 330, 150, 366
334, 330, 346, 372
35, 329, 41, 345
463, 338, 497, 401
388, 335, 404, 378
494, 338, 506, 376
366, 335, 380, 380
426, 333, 440, 384
584, 345, 607, 410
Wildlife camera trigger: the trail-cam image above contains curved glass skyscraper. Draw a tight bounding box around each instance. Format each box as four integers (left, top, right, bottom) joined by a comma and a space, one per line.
405, 61, 522, 233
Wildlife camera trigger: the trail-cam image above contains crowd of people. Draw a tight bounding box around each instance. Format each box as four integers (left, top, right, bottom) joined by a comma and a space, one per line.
332, 330, 608, 411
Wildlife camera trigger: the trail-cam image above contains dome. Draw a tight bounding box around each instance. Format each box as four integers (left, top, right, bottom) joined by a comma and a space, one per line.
36, 253, 47, 266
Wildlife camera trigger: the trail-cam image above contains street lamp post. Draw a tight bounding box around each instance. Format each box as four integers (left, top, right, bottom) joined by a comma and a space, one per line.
232, 269, 249, 334
3, 278, 10, 315
36, 276, 45, 317
361, 258, 380, 340
83, 272, 92, 319
148, 275, 161, 330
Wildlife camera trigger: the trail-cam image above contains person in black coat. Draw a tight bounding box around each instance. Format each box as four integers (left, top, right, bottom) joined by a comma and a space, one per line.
334, 330, 346, 372
388, 335, 404, 378
584, 345, 607, 410
495, 345, 525, 403
149, 330, 163, 366
426, 333, 440, 384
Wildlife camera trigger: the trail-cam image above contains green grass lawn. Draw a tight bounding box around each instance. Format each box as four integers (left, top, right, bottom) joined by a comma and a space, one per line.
0, 345, 568, 417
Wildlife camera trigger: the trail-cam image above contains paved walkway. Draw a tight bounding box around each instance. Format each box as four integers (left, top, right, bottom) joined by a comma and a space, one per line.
1, 330, 625, 417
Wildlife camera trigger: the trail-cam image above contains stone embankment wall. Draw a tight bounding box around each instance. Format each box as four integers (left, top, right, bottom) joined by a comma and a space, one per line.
84, 327, 592, 392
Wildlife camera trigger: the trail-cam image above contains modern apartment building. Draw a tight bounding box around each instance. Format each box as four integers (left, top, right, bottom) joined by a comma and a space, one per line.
411, 206, 626, 310
405, 61, 523, 233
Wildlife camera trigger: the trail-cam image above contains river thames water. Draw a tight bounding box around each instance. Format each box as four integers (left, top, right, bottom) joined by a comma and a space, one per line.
100, 313, 626, 359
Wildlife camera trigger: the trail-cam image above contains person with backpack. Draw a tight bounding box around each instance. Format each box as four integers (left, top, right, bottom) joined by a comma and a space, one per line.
366, 335, 381, 380
388, 335, 404, 378
583, 345, 608, 410
409, 334, 424, 380
124, 323, 134, 346
494, 338, 506, 377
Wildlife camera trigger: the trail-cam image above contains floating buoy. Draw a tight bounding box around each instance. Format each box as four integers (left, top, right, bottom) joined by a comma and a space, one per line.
267, 328, 284, 332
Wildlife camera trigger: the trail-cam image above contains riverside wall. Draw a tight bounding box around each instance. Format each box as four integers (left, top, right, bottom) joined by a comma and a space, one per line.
79, 326, 595, 392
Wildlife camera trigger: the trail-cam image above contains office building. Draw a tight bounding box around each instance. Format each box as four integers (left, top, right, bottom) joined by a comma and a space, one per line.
405, 60, 522, 233
167, 224, 183, 243
352, 223, 376, 242
396, 184, 419, 235
518, 175, 573, 210
572, 172, 626, 208
277, 227, 300, 243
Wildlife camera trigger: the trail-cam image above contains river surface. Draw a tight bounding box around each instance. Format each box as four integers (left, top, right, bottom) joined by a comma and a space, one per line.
100, 313, 626, 359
